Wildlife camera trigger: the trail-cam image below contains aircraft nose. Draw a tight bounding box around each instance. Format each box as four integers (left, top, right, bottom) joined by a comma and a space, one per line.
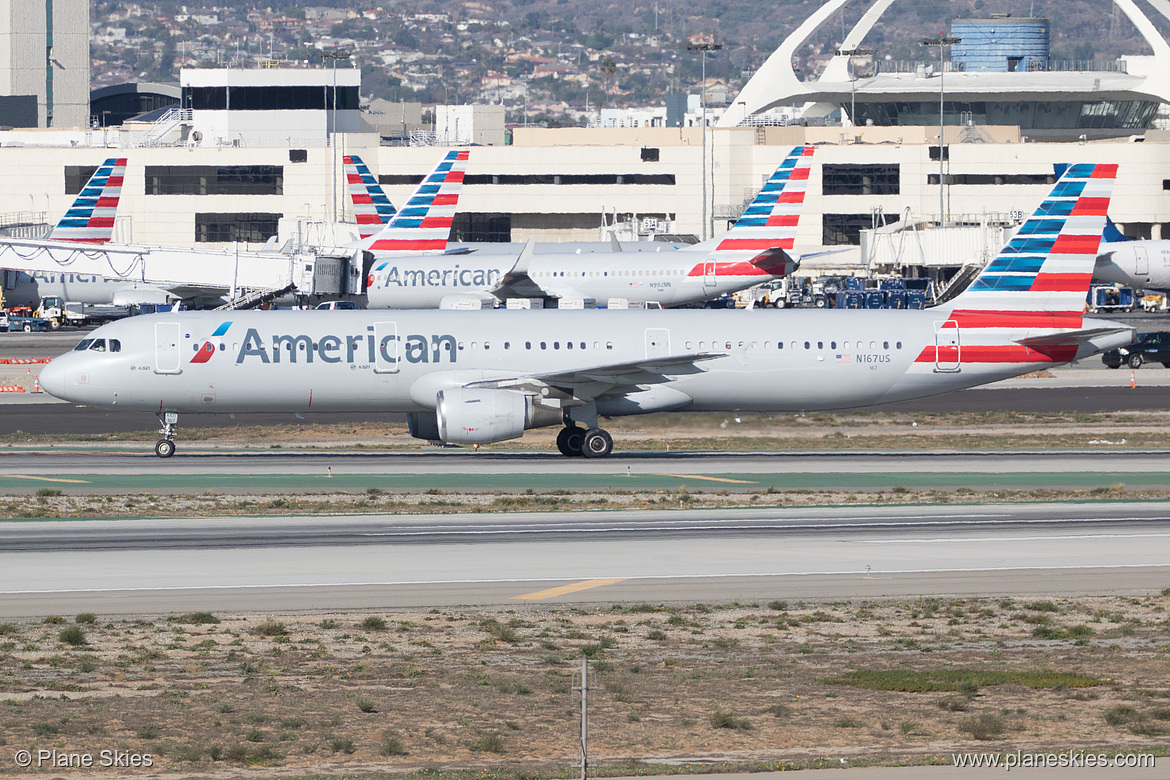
37, 358, 67, 399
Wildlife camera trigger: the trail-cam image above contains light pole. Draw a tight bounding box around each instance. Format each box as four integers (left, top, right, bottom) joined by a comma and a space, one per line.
686, 36, 722, 242
834, 47, 873, 127
921, 36, 959, 226
321, 47, 351, 223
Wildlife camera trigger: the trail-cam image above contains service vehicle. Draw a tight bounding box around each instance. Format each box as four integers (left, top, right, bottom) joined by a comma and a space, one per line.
1101, 330, 1170, 369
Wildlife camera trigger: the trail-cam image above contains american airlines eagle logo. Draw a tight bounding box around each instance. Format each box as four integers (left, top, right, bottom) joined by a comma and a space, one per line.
190, 322, 232, 364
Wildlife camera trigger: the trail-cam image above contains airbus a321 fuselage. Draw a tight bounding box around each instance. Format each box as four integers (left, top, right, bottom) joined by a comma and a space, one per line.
38, 163, 1131, 459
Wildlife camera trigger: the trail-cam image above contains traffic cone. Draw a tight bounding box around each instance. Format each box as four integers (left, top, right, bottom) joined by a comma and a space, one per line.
32, 375, 40, 393
1130, 370, 1136, 389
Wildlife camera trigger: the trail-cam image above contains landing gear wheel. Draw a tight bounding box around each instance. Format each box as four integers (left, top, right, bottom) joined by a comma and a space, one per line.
556, 426, 586, 457
1128, 353, 1143, 369
155, 439, 176, 458
581, 428, 613, 459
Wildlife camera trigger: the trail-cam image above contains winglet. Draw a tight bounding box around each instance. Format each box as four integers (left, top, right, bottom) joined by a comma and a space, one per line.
364, 149, 469, 255
47, 158, 127, 244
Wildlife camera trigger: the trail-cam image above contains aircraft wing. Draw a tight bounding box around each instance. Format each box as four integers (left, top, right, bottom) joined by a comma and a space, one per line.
468, 352, 724, 400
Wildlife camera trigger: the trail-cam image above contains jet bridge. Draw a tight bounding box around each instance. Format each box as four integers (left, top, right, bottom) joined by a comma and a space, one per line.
0, 237, 363, 302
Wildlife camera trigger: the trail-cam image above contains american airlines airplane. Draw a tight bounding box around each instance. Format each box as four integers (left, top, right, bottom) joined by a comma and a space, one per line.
38, 163, 1130, 459
364, 146, 813, 308
1093, 217, 1170, 291
0, 159, 176, 308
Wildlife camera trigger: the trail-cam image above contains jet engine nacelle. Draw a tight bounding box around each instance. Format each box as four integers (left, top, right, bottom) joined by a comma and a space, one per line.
434, 387, 559, 445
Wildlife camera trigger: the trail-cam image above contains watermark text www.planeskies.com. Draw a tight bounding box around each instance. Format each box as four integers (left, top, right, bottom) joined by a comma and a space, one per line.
953, 750, 1155, 771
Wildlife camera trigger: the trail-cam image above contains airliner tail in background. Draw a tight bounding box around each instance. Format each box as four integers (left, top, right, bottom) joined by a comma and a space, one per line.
46, 158, 128, 244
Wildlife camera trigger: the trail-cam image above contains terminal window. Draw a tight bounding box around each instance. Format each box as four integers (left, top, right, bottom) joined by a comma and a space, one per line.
146, 165, 284, 195
65, 166, 102, 195
929, 173, 1055, 185
194, 212, 281, 243
822, 164, 900, 195
824, 213, 886, 246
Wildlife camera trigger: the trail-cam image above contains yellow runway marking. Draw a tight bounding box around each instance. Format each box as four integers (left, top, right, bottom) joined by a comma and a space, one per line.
656, 473, 758, 484
512, 578, 628, 601
0, 475, 92, 484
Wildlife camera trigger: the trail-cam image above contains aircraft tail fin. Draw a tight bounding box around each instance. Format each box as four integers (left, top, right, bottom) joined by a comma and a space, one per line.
947, 162, 1117, 315
47, 158, 127, 244
702, 145, 814, 262
365, 149, 469, 255
345, 154, 397, 239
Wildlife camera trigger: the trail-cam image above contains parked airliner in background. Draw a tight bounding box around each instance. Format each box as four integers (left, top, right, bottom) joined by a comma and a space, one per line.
354, 150, 468, 256
39, 163, 1130, 459
346, 152, 683, 256
0, 159, 181, 308
365, 146, 814, 308
1093, 216, 1170, 291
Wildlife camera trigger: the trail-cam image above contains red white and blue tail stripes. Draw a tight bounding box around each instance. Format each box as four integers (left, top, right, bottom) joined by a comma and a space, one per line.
345, 155, 397, 239
47, 158, 127, 244
916, 163, 1119, 370
954, 162, 1116, 315
715, 145, 814, 257
365, 149, 469, 255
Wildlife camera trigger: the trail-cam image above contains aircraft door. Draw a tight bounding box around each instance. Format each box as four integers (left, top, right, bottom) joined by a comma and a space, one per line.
154, 322, 181, 375
934, 320, 960, 373
1135, 246, 1149, 277
374, 321, 399, 374
703, 261, 717, 288
645, 328, 670, 358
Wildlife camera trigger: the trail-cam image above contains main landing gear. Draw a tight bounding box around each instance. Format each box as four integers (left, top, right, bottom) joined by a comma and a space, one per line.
155, 411, 178, 458
556, 424, 613, 458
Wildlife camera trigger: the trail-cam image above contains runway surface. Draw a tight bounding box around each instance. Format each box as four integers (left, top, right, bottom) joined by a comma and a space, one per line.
1, 503, 1166, 616
0, 449, 1167, 493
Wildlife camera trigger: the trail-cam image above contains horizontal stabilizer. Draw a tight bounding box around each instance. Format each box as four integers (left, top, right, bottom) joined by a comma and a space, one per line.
1014, 326, 1132, 348
748, 246, 799, 277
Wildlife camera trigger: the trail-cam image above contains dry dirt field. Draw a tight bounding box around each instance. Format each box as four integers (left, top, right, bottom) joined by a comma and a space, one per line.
1, 595, 1168, 778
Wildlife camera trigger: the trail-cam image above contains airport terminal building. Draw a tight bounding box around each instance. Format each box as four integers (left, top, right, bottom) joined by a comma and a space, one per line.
5, 0, 1170, 277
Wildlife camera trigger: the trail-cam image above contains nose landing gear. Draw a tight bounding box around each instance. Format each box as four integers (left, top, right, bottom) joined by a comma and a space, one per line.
155, 411, 178, 458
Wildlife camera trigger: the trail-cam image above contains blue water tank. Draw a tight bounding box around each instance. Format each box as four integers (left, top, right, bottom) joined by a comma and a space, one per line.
950, 17, 1049, 73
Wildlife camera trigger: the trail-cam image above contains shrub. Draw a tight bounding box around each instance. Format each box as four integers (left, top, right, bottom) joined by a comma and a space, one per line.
252, 621, 286, 637
467, 732, 506, 753
136, 725, 160, 739
36, 488, 63, 498
42, 615, 66, 625
959, 712, 1007, 740
355, 696, 377, 713
360, 616, 387, 631
710, 708, 752, 730
0, 623, 17, 635
178, 612, 221, 625
74, 613, 96, 624
380, 731, 407, 756
245, 730, 265, 743
328, 737, 355, 754
765, 704, 791, 718
58, 626, 87, 646
937, 696, 970, 712
768, 600, 788, 611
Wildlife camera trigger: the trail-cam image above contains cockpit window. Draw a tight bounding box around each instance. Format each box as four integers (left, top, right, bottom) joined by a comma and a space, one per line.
73, 339, 94, 351
109, 339, 121, 353
88, 339, 106, 352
